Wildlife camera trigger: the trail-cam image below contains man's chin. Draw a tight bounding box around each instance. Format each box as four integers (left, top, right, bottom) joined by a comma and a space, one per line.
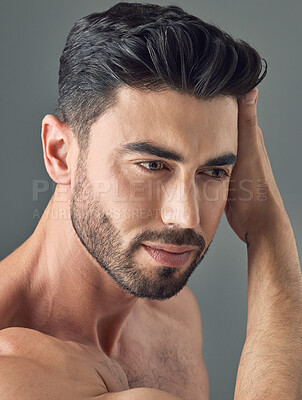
111, 271, 189, 301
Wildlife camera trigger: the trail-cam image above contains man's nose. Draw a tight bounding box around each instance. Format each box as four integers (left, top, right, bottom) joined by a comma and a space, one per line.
160, 178, 200, 229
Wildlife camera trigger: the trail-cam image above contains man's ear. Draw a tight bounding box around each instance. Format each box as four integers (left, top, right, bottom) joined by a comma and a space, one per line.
41, 114, 73, 185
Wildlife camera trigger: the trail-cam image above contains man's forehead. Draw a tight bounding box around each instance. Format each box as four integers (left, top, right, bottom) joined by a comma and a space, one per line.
103, 87, 238, 134
90, 87, 238, 160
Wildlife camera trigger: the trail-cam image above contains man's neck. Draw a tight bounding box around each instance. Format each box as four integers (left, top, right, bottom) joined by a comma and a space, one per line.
17, 188, 141, 355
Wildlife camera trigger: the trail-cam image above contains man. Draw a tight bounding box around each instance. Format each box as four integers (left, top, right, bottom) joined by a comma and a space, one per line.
0, 2, 301, 399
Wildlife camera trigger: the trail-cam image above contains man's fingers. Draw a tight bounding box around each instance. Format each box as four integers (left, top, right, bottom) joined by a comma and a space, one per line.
238, 88, 259, 134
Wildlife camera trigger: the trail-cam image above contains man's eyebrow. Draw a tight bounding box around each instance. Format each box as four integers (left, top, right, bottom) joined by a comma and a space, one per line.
116, 141, 237, 167
117, 141, 184, 162
204, 153, 237, 167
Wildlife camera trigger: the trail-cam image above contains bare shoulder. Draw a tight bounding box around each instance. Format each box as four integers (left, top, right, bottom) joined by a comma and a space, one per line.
0, 326, 72, 366
0, 328, 67, 398
0, 327, 117, 399
0, 326, 59, 350
179, 285, 203, 322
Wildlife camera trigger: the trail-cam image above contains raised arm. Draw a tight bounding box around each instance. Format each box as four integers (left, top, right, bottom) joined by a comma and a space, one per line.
225, 88, 302, 399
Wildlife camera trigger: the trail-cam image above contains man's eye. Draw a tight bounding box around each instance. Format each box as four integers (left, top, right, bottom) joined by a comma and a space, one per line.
202, 169, 229, 179
136, 162, 229, 180
137, 161, 165, 173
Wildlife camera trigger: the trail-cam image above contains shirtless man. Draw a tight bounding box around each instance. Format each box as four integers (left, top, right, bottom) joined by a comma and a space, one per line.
0, 2, 301, 400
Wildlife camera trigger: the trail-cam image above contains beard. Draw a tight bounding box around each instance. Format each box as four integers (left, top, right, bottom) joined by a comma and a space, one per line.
70, 150, 211, 300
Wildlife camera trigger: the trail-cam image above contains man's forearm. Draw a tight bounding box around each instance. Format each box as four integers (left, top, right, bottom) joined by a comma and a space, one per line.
234, 216, 302, 399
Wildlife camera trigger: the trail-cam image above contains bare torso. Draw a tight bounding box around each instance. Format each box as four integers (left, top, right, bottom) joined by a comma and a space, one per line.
0, 251, 208, 400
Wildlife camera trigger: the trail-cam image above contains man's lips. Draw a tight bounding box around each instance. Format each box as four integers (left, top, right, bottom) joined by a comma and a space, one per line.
141, 244, 195, 267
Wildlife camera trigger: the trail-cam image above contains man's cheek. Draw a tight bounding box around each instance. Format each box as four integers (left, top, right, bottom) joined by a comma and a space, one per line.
200, 180, 229, 204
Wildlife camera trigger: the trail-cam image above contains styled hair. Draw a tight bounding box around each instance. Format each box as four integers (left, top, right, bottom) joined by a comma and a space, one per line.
55, 2, 267, 150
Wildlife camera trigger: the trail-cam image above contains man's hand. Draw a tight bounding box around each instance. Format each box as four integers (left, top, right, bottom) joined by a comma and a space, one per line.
224, 89, 302, 399
225, 88, 288, 243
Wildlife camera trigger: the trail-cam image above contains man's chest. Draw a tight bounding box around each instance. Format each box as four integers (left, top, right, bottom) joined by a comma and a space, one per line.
111, 308, 208, 400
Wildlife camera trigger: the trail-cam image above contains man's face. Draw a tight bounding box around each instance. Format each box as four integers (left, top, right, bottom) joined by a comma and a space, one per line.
70, 88, 238, 300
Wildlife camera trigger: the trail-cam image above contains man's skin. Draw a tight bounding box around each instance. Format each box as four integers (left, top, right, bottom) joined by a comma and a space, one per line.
0, 87, 301, 400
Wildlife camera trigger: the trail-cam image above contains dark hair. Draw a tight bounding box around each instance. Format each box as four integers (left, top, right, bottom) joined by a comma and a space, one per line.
55, 2, 267, 150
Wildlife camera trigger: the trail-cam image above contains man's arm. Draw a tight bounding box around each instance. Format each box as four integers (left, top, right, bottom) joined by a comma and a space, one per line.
100, 388, 181, 400
234, 220, 302, 399
0, 356, 181, 400
0, 327, 183, 400
225, 88, 302, 399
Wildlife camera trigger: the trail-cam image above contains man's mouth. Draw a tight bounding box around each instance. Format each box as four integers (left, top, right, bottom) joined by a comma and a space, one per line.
142, 244, 192, 268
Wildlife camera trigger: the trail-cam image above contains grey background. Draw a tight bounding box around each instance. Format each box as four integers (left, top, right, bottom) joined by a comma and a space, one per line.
0, 0, 301, 399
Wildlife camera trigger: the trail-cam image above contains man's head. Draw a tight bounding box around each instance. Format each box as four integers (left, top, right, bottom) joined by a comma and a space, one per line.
42, 2, 266, 300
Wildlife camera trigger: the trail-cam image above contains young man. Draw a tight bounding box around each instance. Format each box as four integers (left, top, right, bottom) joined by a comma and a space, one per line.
0, 2, 301, 399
